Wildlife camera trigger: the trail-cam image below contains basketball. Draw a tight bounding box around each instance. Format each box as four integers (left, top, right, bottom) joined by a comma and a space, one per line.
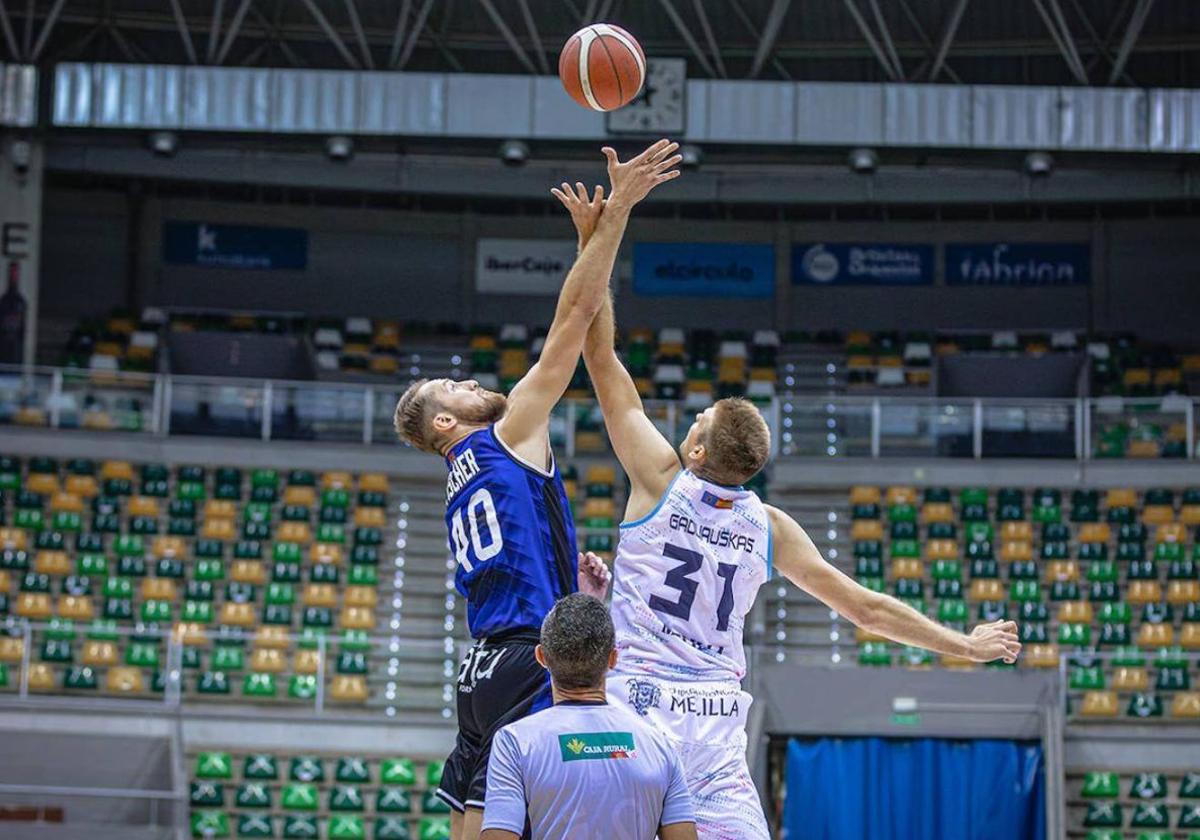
558, 23, 646, 112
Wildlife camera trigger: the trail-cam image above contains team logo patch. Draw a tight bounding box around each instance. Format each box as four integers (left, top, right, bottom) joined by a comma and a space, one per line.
558, 732, 636, 762
701, 491, 734, 510
627, 678, 662, 716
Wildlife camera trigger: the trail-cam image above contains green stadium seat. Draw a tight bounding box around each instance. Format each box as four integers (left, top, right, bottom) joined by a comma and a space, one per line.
937, 600, 967, 623
291, 756, 325, 782
1070, 666, 1105, 690
1079, 543, 1109, 561
191, 810, 230, 839
890, 539, 919, 559
924, 487, 951, 504
1131, 803, 1170, 828
1082, 771, 1121, 797
890, 521, 917, 540
243, 673, 276, 697
418, 817, 451, 840
977, 601, 1007, 622
1183, 773, 1200, 798
196, 752, 233, 779
1127, 693, 1163, 718
1084, 802, 1124, 827
320, 506, 347, 525
1058, 623, 1091, 646
283, 815, 318, 839
1050, 581, 1080, 601
330, 784, 365, 811
1108, 506, 1135, 524
1020, 623, 1048, 643
375, 817, 412, 840
289, 675, 317, 700
858, 641, 891, 666
381, 758, 416, 786
198, 671, 230, 694
243, 754, 277, 780
853, 540, 882, 559
236, 815, 274, 839
927, 522, 956, 540
282, 783, 319, 810
350, 546, 378, 565
191, 781, 225, 807
1010, 560, 1039, 580
329, 816, 365, 840
64, 665, 98, 690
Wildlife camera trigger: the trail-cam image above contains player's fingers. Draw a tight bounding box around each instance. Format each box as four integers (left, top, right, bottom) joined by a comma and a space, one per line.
592, 184, 604, 204
601, 146, 619, 166
654, 154, 684, 172
647, 141, 680, 164
655, 169, 682, 182
575, 182, 587, 200
633, 138, 669, 162
999, 620, 1018, 633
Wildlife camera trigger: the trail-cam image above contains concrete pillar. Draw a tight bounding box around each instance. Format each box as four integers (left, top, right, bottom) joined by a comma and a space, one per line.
0, 134, 43, 366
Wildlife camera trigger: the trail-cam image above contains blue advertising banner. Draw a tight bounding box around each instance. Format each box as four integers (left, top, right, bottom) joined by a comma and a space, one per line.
792, 242, 934, 285
163, 221, 308, 270
945, 242, 1090, 286
633, 243, 775, 298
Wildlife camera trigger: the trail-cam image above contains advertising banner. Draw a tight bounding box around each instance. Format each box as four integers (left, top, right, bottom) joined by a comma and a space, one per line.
633, 243, 775, 298
945, 242, 1090, 286
163, 221, 308, 270
792, 242, 935, 285
475, 238, 577, 294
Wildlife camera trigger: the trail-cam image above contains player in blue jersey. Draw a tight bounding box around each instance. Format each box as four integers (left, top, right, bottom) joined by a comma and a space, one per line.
393, 138, 682, 840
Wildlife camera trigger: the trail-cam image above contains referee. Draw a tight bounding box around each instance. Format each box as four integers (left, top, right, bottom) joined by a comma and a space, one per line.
480, 593, 697, 840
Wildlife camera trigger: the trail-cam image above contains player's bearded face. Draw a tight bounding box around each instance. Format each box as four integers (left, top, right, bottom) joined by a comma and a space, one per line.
455, 388, 508, 425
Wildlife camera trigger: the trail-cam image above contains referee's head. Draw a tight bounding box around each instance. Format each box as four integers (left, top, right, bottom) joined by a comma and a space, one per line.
536, 593, 617, 692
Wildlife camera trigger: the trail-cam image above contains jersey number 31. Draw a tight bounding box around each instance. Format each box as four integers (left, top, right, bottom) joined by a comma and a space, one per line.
649, 543, 738, 632
451, 489, 504, 572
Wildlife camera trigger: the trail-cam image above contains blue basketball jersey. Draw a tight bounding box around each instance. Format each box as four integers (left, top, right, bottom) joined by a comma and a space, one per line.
444, 426, 578, 639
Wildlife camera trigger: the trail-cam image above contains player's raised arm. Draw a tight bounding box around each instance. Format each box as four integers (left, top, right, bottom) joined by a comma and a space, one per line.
496, 139, 681, 461
582, 290, 681, 506
766, 506, 1022, 663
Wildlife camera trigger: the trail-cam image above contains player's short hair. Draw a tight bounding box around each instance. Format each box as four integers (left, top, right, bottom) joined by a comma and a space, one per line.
539, 593, 615, 691
394, 379, 438, 453
701, 397, 771, 486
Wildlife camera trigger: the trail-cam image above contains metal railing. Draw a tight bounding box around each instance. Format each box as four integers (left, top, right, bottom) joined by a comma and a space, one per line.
0, 364, 1196, 461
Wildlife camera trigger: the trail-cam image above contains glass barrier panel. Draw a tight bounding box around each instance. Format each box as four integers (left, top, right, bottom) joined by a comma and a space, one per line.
272, 383, 365, 443
58, 369, 156, 433
780, 399, 872, 457
168, 380, 264, 438
878, 401, 974, 457
982, 401, 1076, 458
0, 369, 53, 428
1090, 396, 1190, 460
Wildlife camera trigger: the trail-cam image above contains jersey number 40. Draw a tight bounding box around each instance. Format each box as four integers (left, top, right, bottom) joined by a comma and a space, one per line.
451, 489, 504, 572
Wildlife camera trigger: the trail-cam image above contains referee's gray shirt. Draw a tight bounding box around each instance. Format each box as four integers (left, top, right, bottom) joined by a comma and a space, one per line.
482, 699, 694, 840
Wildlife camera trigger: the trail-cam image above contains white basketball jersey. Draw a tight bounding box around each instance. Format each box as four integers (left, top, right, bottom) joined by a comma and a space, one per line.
611, 469, 771, 683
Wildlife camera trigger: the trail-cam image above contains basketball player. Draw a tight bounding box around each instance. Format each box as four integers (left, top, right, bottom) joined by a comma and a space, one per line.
393, 138, 682, 840
560, 219, 1022, 839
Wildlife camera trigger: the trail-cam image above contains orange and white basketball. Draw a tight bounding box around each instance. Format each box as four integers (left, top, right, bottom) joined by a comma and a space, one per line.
558, 24, 646, 112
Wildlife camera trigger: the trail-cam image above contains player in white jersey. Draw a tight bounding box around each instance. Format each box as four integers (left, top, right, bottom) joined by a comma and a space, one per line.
558, 202, 1023, 840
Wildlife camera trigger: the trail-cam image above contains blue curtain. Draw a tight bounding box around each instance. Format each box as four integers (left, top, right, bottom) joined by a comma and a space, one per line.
782, 737, 1045, 840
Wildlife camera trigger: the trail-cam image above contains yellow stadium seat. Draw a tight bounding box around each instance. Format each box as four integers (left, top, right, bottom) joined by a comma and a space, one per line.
219, 602, 256, 627
311, 544, 342, 565
14, 407, 47, 426
82, 641, 118, 667
82, 410, 113, 430
583, 498, 616, 519
0, 637, 25, 662
921, 503, 954, 524
354, 507, 387, 528
35, 550, 71, 576
0, 570, 9, 591
1154, 368, 1182, 387
968, 579, 1004, 602
1000, 521, 1032, 541
249, 649, 286, 673
999, 541, 1033, 563
339, 607, 374, 630
344, 587, 377, 608
369, 356, 399, 376
26, 473, 60, 495
1105, 488, 1136, 508
358, 473, 389, 492
1181, 505, 1200, 526
1128, 580, 1162, 605
254, 626, 290, 650
294, 649, 322, 674
855, 626, 886, 644
27, 663, 55, 692
925, 540, 958, 561
303, 584, 338, 608
201, 519, 236, 541
1057, 600, 1092, 624
65, 475, 99, 497
849, 486, 881, 506
1128, 440, 1160, 458
1137, 623, 1173, 647
1122, 368, 1151, 388
1156, 522, 1186, 543
16, 592, 52, 619
1171, 693, 1200, 719
127, 495, 160, 518
850, 520, 884, 541
885, 486, 917, 506
1113, 667, 1149, 691
174, 622, 208, 646
1142, 505, 1175, 525
1078, 523, 1110, 543
100, 460, 134, 481
847, 354, 874, 371
1046, 560, 1079, 582
203, 500, 237, 520
49, 492, 84, 513
58, 595, 94, 621
1181, 624, 1200, 650
322, 471, 352, 490
586, 465, 617, 486
1080, 691, 1119, 718
278, 522, 312, 544
1026, 644, 1060, 668
1168, 580, 1200, 605
152, 536, 187, 558
891, 559, 924, 580
940, 654, 975, 670
284, 486, 316, 507
106, 666, 145, 694
331, 675, 368, 702
141, 578, 177, 601
0, 528, 26, 551
231, 561, 266, 585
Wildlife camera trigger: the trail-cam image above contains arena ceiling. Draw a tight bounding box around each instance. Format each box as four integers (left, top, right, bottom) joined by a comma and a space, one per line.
1, 0, 1199, 88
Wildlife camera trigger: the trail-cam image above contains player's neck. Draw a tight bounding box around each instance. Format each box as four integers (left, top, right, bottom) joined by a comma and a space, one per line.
552, 683, 607, 705
438, 424, 488, 457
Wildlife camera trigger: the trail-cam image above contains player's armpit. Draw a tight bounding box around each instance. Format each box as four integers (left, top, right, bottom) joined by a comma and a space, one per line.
659, 821, 699, 840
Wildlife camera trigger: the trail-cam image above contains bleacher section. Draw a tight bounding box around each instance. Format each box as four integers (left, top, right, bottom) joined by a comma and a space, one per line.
832, 484, 1200, 719
1069, 769, 1200, 839
189, 750, 451, 840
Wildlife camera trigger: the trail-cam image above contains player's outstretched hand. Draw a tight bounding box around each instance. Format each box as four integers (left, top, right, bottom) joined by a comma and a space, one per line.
966, 620, 1022, 664
576, 551, 612, 600
602, 138, 682, 210
551, 181, 605, 250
